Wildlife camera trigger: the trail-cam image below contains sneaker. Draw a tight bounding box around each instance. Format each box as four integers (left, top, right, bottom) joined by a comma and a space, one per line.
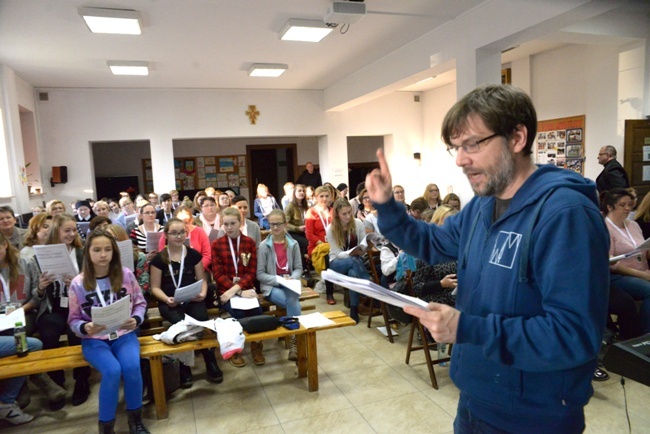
0, 402, 34, 425
229, 353, 246, 368
288, 336, 298, 362
71, 379, 90, 406
179, 364, 193, 389
314, 279, 326, 294
251, 342, 266, 366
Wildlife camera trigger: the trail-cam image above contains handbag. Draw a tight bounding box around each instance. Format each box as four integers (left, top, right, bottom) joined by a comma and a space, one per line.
279, 316, 300, 330
238, 315, 280, 333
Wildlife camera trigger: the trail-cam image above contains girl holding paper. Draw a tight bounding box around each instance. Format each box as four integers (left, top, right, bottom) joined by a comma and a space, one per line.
212, 207, 263, 367
256, 210, 302, 361
34, 213, 92, 406
149, 218, 222, 388
67, 229, 149, 434
130, 203, 163, 257
326, 198, 369, 324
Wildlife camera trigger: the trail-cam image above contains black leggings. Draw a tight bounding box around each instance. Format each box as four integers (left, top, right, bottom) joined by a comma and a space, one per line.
37, 309, 91, 385
609, 286, 644, 341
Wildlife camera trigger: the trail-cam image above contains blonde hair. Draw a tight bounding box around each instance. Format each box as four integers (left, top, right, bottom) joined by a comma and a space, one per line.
331, 199, 356, 248
0, 233, 20, 285
431, 205, 458, 226
46, 200, 65, 214
24, 213, 52, 247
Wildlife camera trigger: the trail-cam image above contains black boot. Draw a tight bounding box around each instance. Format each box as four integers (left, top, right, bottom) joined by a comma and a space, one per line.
72, 378, 90, 406
179, 363, 193, 389
202, 349, 223, 384
350, 306, 359, 324
127, 407, 151, 434
98, 419, 115, 434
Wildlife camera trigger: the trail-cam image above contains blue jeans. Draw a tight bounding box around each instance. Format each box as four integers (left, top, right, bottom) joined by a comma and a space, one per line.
81, 332, 142, 422
0, 336, 42, 403
610, 274, 650, 332
266, 286, 301, 317
329, 257, 368, 307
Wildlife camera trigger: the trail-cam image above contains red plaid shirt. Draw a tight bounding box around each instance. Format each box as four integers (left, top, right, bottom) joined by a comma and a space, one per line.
211, 234, 257, 294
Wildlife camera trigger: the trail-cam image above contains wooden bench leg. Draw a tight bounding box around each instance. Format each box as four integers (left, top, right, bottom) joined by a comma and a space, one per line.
307, 332, 318, 392
297, 334, 307, 378
149, 355, 169, 419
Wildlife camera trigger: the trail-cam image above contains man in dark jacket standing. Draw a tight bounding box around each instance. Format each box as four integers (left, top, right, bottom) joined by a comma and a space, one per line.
596, 145, 629, 193
366, 84, 609, 434
296, 162, 322, 188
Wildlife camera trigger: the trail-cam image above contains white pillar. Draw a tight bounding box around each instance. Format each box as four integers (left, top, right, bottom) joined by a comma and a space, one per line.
151, 137, 176, 194
318, 134, 348, 187
456, 48, 502, 98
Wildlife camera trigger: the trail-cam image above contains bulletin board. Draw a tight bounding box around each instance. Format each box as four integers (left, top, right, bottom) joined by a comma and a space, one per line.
143, 154, 247, 192
534, 115, 585, 175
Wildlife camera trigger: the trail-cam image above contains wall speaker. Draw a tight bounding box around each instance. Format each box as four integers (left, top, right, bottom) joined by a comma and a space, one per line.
52, 166, 68, 184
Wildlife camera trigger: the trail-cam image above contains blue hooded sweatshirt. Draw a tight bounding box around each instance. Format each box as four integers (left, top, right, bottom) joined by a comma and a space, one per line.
376, 165, 609, 433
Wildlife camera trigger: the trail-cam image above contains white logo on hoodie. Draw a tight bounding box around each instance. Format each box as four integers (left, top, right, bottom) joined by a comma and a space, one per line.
489, 231, 522, 269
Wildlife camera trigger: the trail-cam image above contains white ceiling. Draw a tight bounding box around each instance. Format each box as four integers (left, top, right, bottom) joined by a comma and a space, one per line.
0, 0, 647, 96
0, 0, 486, 91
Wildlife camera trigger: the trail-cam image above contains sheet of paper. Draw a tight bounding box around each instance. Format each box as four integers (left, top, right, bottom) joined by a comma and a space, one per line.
116, 239, 134, 271
322, 269, 429, 310
298, 312, 335, 329
230, 295, 260, 310
146, 231, 164, 253
173, 279, 203, 304
610, 236, 650, 262
277, 276, 302, 295
91, 295, 131, 336
208, 228, 221, 244
33, 244, 78, 280
0, 308, 25, 333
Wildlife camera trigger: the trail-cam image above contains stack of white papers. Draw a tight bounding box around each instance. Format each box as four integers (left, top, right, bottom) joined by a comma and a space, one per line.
33, 244, 77, 280
277, 276, 302, 295
91, 295, 131, 336
610, 237, 650, 262
230, 295, 260, 310
0, 308, 25, 333
116, 240, 134, 271
322, 269, 428, 310
298, 312, 335, 329
146, 231, 164, 253
173, 280, 203, 304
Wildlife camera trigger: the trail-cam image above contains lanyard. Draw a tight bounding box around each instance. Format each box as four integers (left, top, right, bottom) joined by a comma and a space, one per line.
274, 245, 288, 273
317, 209, 330, 230
228, 235, 240, 276
95, 280, 114, 307
0, 273, 9, 302
167, 245, 186, 289
606, 217, 636, 246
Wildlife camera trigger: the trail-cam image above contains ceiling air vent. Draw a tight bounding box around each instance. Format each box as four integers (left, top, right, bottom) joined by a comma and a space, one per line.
39, 92, 49, 101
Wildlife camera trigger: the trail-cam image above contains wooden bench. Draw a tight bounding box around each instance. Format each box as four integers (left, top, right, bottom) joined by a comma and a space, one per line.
0, 310, 354, 420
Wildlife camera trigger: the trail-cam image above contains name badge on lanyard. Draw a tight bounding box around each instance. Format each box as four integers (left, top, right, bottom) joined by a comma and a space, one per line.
228, 235, 240, 279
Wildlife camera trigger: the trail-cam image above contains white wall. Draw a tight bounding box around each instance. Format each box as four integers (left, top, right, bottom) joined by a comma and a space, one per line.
531, 44, 620, 182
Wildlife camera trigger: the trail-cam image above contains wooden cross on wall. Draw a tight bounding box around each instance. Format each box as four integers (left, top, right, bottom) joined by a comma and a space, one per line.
246, 105, 260, 125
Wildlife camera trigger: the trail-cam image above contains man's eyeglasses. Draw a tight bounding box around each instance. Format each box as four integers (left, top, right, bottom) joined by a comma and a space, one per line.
269, 222, 285, 228
446, 133, 501, 157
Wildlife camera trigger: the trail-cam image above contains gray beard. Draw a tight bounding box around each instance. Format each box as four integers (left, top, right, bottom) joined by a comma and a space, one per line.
469, 143, 515, 197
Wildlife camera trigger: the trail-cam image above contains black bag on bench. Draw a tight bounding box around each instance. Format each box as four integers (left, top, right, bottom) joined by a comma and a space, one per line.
238, 315, 280, 334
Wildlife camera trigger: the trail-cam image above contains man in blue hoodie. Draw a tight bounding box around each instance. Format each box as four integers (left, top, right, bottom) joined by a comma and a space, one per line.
366, 84, 609, 433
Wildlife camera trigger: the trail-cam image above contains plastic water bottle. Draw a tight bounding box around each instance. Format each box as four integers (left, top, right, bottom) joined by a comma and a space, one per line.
438, 343, 448, 367
14, 322, 28, 357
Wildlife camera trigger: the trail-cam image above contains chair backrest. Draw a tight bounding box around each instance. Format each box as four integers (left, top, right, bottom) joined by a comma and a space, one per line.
405, 270, 416, 297
365, 243, 382, 285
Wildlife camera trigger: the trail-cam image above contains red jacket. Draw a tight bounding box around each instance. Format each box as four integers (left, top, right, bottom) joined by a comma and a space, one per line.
305, 207, 331, 256
211, 234, 257, 294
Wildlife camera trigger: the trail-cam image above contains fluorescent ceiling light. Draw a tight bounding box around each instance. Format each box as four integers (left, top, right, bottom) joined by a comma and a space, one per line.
79, 7, 142, 35
248, 63, 288, 77
280, 19, 333, 42
107, 61, 149, 76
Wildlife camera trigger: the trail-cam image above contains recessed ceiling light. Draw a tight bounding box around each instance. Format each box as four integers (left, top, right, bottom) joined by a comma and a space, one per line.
280, 19, 333, 42
248, 63, 288, 77
79, 7, 142, 35
107, 61, 149, 76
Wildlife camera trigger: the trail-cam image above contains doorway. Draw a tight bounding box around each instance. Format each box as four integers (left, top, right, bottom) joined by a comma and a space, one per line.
247, 144, 296, 204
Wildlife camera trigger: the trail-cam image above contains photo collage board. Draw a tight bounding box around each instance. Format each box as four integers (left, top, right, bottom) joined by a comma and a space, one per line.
142, 155, 248, 191
534, 115, 585, 175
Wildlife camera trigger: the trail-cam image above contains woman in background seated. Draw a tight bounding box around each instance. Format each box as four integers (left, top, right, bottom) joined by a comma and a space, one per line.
634, 191, 650, 239
326, 198, 368, 323
442, 193, 461, 211
285, 184, 309, 272
602, 188, 650, 334
20, 213, 52, 262
253, 183, 281, 230
158, 205, 212, 272
199, 196, 221, 241
256, 210, 302, 361
212, 208, 264, 367
422, 183, 441, 211
131, 203, 163, 256
150, 218, 222, 388
393, 185, 410, 212
106, 224, 149, 295
46, 200, 66, 216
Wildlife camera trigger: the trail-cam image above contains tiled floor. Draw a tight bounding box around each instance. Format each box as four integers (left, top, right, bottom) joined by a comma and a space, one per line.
4, 294, 649, 434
